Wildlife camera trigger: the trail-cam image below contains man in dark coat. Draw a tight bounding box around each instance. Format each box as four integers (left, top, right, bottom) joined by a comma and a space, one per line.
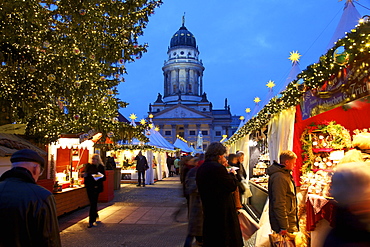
0, 149, 61, 247
196, 142, 243, 247
134, 151, 148, 187
266, 150, 299, 235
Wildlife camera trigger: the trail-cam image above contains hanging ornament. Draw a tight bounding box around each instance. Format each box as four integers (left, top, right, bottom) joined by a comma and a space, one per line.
266, 80, 275, 91
107, 132, 114, 138
129, 113, 137, 120
254, 97, 261, 104
112, 117, 119, 122
333, 46, 349, 65
114, 74, 120, 79
56, 100, 63, 110
89, 54, 95, 60
102, 97, 108, 103
74, 81, 81, 87
140, 119, 146, 125
118, 58, 124, 64
79, 9, 86, 15
31, 93, 38, 99
74, 114, 80, 120
107, 89, 114, 95
100, 76, 106, 81
29, 66, 36, 73
73, 47, 81, 55
47, 74, 56, 81
43, 41, 51, 48
245, 108, 251, 113
288, 51, 301, 63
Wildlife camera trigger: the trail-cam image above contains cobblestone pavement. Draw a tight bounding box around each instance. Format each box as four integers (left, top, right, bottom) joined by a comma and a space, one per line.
59, 176, 190, 247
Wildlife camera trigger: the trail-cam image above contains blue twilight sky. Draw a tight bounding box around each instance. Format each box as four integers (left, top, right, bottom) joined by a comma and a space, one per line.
118, 0, 370, 120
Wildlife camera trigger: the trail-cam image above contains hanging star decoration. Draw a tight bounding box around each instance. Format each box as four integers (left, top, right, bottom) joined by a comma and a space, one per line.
148, 114, 154, 119
266, 80, 275, 91
149, 123, 154, 129
245, 108, 251, 113
239, 116, 245, 120
288, 51, 301, 63
129, 113, 137, 120
254, 97, 261, 104
154, 126, 160, 131
140, 119, 146, 125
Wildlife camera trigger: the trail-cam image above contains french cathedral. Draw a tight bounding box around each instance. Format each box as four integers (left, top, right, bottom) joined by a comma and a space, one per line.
148, 20, 240, 150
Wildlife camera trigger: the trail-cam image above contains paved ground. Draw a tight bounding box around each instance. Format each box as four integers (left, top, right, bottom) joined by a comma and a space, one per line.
59, 176, 190, 247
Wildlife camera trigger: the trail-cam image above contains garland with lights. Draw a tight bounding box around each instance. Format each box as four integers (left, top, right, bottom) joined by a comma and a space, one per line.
226, 18, 370, 145
300, 121, 352, 172
113, 144, 177, 153
0, 0, 162, 143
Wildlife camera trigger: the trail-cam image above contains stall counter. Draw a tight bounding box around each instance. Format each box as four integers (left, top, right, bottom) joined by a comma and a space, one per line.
245, 180, 269, 222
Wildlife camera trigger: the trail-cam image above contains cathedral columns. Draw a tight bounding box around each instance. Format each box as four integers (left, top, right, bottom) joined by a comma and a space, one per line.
200, 72, 203, 95
171, 124, 176, 141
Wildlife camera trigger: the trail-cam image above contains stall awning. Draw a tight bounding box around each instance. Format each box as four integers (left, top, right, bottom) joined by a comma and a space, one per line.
0, 133, 47, 157
174, 138, 193, 153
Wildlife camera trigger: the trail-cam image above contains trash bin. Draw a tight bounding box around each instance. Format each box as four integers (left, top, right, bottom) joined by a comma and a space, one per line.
113, 167, 121, 190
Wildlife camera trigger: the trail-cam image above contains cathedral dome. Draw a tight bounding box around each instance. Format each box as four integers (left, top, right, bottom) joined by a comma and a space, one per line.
170, 25, 196, 48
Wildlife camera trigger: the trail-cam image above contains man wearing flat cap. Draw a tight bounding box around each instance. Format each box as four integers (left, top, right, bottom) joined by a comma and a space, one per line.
0, 149, 61, 247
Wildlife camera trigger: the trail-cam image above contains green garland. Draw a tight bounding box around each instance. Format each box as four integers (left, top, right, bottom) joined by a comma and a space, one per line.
226, 19, 370, 145
300, 121, 351, 173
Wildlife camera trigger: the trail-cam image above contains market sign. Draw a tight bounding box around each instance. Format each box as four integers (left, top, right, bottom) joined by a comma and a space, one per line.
301, 61, 370, 120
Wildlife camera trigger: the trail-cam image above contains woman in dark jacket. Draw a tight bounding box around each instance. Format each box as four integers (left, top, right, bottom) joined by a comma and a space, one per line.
196, 142, 243, 247
84, 153, 106, 228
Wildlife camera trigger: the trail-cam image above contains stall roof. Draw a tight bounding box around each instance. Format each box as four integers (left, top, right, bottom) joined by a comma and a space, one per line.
0, 133, 47, 157
146, 128, 175, 150
174, 138, 193, 153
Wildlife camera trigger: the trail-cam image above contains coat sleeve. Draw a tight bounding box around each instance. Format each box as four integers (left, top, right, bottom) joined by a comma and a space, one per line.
215, 165, 238, 193
41, 195, 62, 247
270, 174, 289, 230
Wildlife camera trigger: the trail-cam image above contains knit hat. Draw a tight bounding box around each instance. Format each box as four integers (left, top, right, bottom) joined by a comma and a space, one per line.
10, 149, 45, 167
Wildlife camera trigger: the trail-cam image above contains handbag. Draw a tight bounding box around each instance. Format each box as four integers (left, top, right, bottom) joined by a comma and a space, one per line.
269, 233, 295, 247
237, 209, 260, 242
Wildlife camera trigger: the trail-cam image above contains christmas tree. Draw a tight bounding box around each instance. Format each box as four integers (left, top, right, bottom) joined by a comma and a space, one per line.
0, 0, 162, 143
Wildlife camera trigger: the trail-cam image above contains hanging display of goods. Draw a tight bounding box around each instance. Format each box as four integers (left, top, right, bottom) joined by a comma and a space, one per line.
300, 121, 352, 196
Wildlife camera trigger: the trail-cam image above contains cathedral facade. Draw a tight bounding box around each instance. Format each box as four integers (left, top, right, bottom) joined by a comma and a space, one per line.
148, 21, 239, 150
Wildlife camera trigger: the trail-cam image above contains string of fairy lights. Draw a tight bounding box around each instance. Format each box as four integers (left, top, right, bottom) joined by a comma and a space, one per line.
225, 16, 370, 145
0, 0, 163, 143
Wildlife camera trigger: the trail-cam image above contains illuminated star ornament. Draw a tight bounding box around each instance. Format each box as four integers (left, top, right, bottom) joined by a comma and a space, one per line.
140, 119, 146, 125
154, 126, 160, 131
254, 97, 261, 104
245, 108, 251, 113
266, 80, 275, 91
288, 51, 301, 63
129, 113, 137, 120
239, 116, 245, 120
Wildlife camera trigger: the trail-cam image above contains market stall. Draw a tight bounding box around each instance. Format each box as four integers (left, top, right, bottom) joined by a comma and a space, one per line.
108, 127, 176, 185
225, 8, 370, 247
47, 132, 116, 215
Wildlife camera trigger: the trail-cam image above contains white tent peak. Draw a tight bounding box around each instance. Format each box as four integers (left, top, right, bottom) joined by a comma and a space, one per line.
326, 0, 361, 51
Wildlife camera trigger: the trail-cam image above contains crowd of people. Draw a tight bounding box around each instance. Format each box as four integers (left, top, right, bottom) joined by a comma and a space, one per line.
1, 144, 370, 246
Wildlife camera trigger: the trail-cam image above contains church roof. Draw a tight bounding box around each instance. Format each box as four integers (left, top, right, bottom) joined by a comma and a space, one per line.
170, 24, 196, 48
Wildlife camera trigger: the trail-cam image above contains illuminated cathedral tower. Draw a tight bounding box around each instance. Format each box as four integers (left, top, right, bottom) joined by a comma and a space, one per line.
149, 18, 239, 149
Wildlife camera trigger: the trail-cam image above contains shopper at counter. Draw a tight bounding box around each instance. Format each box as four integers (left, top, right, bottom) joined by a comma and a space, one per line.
84, 154, 106, 228
196, 142, 243, 247
266, 150, 299, 235
0, 149, 61, 246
